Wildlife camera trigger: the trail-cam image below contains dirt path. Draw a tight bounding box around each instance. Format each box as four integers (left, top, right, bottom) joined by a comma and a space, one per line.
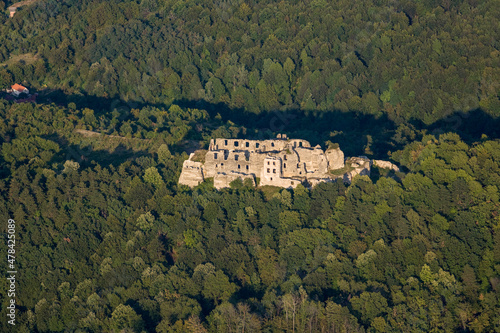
75, 129, 129, 140
8, 0, 39, 16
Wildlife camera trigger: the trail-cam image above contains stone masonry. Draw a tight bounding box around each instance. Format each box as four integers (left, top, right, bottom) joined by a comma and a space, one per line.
178, 134, 398, 189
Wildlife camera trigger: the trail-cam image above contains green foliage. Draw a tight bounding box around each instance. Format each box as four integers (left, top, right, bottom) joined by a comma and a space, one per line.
63, 160, 80, 173
2, 136, 60, 165
350, 292, 388, 324
202, 270, 237, 304
183, 229, 201, 248
144, 166, 164, 188
1, 1, 500, 330
111, 304, 144, 332
136, 211, 155, 231
0, 0, 498, 122
157, 144, 171, 164
1, 100, 500, 332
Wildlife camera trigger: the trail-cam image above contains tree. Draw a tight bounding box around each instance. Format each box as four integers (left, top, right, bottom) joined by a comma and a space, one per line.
256, 247, 282, 286
144, 166, 164, 188
279, 210, 302, 232
202, 270, 237, 304
350, 292, 388, 324
111, 304, 144, 332
157, 144, 171, 164
63, 160, 80, 173
136, 211, 155, 231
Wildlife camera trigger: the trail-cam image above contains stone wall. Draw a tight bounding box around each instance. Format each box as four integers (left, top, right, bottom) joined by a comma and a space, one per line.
295, 146, 329, 177
212, 138, 310, 152
178, 156, 204, 187
260, 156, 299, 188
343, 157, 371, 183
279, 150, 302, 178
325, 147, 345, 170
178, 135, 399, 189
214, 172, 255, 189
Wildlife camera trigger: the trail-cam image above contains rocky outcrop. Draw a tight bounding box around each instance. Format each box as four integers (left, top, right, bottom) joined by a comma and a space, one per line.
373, 160, 400, 172
343, 157, 371, 183
326, 147, 345, 170
178, 155, 204, 187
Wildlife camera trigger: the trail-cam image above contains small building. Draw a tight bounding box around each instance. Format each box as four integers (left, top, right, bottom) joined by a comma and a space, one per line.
8, 84, 29, 97
9, 8, 17, 18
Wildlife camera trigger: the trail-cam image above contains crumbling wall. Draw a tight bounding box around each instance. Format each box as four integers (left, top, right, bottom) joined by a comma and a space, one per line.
214, 172, 255, 189
308, 177, 337, 187
279, 150, 302, 178
179, 135, 398, 189
260, 156, 301, 188
213, 138, 310, 153
178, 156, 204, 187
205, 150, 253, 177
326, 147, 345, 170
343, 157, 371, 183
295, 147, 329, 177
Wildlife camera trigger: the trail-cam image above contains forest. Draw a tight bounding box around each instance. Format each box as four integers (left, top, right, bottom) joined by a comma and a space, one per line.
0, 0, 499, 124
0, 99, 500, 332
0, 0, 499, 332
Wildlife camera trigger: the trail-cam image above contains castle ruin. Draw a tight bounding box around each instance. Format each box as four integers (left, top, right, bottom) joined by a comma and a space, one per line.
178, 134, 397, 189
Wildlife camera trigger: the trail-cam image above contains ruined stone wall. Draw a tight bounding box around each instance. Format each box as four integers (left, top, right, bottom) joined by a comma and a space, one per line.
343, 157, 371, 183
214, 172, 255, 189
214, 139, 261, 151
204, 147, 271, 180
326, 147, 345, 170
203, 150, 218, 178
259, 156, 300, 188
308, 177, 337, 187
278, 150, 302, 178
179, 135, 397, 189
248, 152, 267, 175
178, 157, 204, 187
213, 138, 310, 153
261, 156, 282, 181
295, 147, 329, 177
204, 150, 253, 177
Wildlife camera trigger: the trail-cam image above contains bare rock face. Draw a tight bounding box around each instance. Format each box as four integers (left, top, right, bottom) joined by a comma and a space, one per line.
343, 156, 371, 183
326, 147, 345, 170
373, 160, 400, 172
178, 156, 204, 187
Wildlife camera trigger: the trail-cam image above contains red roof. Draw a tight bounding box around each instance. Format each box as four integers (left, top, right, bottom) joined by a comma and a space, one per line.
11, 84, 27, 91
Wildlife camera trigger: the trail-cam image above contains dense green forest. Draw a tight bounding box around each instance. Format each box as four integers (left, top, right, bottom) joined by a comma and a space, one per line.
0, 99, 500, 332
0, 0, 499, 124
1, 0, 500, 332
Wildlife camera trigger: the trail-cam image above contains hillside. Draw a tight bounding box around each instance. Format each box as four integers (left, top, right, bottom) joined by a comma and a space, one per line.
0, 99, 499, 332
1, 0, 500, 332
0, 0, 499, 125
